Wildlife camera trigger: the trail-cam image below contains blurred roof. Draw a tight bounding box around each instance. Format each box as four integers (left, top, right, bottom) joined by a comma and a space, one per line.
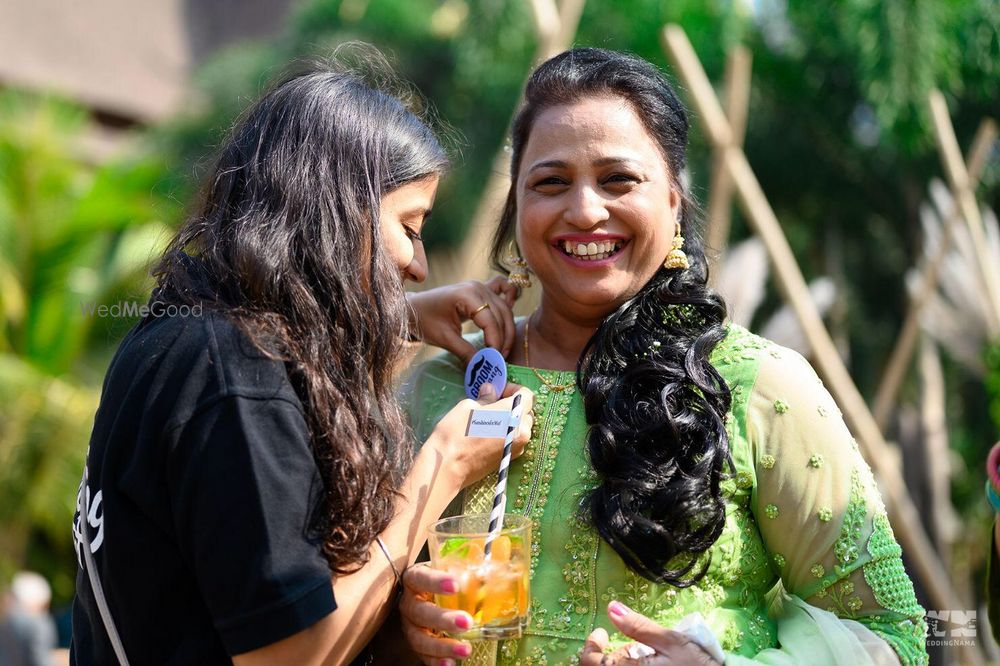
0, 0, 295, 124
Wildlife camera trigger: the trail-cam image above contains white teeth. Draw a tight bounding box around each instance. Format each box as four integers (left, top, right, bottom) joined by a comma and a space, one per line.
560, 239, 625, 257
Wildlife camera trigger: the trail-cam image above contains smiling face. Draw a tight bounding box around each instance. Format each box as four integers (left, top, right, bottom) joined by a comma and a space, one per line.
379, 175, 439, 284
515, 95, 680, 315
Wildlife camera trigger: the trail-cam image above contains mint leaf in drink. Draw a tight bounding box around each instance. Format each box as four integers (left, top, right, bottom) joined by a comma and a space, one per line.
439, 537, 470, 558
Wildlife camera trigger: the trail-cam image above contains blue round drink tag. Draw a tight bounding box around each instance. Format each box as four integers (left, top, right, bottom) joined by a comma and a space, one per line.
465, 347, 507, 400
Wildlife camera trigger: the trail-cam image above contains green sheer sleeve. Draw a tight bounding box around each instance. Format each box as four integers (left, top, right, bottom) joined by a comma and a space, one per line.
737, 349, 928, 666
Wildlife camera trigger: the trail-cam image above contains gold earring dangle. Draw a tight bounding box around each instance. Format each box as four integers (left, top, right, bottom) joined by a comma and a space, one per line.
663, 227, 689, 270
506, 242, 532, 289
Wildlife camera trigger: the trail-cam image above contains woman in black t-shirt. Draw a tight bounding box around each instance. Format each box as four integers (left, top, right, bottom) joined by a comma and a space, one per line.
71, 54, 533, 666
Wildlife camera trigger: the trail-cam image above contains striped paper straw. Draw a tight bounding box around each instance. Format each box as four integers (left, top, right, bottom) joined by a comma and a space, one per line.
484, 393, 523, 559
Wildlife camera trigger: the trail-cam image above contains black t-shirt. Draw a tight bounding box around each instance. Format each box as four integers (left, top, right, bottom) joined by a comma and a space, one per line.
70, 309, 336, 664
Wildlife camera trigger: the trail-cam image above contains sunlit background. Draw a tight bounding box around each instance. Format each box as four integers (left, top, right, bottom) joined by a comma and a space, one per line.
0, 1, 997, 663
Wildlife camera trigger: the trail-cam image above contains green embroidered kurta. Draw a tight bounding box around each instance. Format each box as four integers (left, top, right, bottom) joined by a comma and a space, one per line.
403, 324, 927, 665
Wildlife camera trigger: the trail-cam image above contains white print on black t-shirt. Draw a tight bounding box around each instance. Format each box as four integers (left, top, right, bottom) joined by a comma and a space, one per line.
72, 459, 104, 568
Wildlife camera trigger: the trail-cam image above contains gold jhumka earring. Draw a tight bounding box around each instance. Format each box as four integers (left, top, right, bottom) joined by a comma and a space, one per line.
506, 242, 532, 289
663, 227, 689, 270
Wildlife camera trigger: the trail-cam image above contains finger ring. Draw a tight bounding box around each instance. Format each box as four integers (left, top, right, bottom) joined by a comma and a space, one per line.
471, 302, 491, 316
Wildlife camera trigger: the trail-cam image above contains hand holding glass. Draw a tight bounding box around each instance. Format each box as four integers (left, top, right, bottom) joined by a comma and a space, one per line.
426, 513, 531, 640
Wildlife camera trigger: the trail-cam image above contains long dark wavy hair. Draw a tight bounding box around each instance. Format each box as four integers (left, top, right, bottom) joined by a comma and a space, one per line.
491, 48, 731, 586
153, 54, 448, 574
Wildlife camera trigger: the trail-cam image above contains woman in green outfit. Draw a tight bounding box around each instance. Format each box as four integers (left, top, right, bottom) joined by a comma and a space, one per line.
399, 48, 928, 665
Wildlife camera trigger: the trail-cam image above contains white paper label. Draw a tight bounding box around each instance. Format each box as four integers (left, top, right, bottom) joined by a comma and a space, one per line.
466, 409, 511, 438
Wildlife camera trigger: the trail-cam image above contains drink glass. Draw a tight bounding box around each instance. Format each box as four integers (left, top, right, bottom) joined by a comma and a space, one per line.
426, 513, 531, 640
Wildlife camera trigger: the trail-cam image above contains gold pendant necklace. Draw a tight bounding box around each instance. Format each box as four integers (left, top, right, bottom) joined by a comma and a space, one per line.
523, 317, 576, 393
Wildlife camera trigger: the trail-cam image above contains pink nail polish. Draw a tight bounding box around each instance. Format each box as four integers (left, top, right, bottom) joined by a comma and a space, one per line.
454, 613, 472, 630
439, 660, 455, 666
609, 600, 630, 617
440, 579, 457, 594
453, 643, 472, 658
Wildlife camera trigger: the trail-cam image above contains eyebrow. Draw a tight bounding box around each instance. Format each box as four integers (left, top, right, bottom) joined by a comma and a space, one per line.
527, 157, 640, 172
400, 208, 433, 222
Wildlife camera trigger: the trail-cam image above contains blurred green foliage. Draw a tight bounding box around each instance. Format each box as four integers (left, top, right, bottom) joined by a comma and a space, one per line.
0, 91, 178, 602
986, 342, 1000, 433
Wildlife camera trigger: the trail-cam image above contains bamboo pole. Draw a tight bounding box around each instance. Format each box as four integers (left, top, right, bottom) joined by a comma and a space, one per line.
872, 120, 998, 431
965, 121, 999, 203
928, 91, 1000, 335
918, 339, 955, 568
661, 27, 981, 663
441, 0, 586, 294
706, 45, 752, 277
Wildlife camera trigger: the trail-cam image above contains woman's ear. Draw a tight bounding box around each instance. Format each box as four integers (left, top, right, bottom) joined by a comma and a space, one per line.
668, 189, 682, 232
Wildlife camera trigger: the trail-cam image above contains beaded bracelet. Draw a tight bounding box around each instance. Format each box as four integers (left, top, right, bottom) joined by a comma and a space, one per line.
988, 442, 1000, 493
987, 479, 1000, 513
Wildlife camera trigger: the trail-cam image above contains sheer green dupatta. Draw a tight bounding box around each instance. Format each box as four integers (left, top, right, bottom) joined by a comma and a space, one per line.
725, 588, 901, 665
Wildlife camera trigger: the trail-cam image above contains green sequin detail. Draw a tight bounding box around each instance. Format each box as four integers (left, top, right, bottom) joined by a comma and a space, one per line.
721, 624, 746, 651
863, 513, 925, 617
561, 525, 597, 618
764, 504, 779, 519
865, 617, 930, 666
811, 564, 826, 578
661, 303, 705, 328
773, 399, 789, 414
817, 507, 833, 522
709, 325, 774, 366
809, 454, 824, 469
773, 553, 786, 569
760, 455, 775, 469
735, 471, 754, 488
825, 579, 864, 619
834, 468, 866, 565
